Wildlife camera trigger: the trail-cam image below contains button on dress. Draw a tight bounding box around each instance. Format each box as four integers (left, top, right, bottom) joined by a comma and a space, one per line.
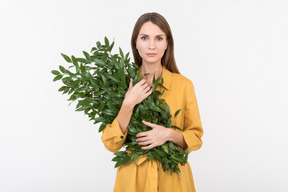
101, 66, 203, 192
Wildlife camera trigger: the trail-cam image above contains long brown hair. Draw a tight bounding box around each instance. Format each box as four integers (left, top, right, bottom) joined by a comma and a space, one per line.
131, 12, 180, 74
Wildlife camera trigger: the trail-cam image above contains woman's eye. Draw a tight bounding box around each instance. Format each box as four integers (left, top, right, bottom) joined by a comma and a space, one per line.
157, 37, 163, 41
141, 36, 147, 40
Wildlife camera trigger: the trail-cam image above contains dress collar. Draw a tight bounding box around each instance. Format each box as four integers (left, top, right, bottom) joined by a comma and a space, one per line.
161, 66, 172, 90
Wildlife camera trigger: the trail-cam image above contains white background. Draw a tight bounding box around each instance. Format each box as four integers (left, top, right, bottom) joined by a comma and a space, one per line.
0, 0, 287, 191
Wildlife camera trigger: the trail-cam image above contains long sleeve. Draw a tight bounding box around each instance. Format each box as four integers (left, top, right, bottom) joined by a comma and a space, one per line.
181, 80, 203, 153
101, 117, 128, 153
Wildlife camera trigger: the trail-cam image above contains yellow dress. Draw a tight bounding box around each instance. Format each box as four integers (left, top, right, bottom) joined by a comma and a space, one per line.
101, 66, 203, 192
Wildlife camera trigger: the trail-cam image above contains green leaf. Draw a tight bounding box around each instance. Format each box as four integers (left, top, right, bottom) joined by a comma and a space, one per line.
155, 90, 161, 95
174, 109, 182, 117
94, 90, 106, 97
139, 104, 148, 115
150, 106, 163, 113
158, 99, 165, 105
103, 109, 116, 116
152, 76, 160, 92
114, 151, 127, 156
107, 74, 120, 83
184, 148, 189, 162
171, 155, 182, 162
108, 41, 114, 52
71, 56, 80, 73
152, 151, 163, 163
164, 103, 170, 114
154, 148, 167, 157
131, 153, 140, 162
134, 107, 139, 119
122, 154, 131, 164
119, 47, 124, 58
127, 64, 135, 77
104, 36, 109, 47
147, 153, 154, 161
76, 57, 87, 63
63, 87, 70, 94
61, 53, 72, 63
59, 65, 66, 73
112, 156, 120, 162
161, 143, 169, 153
94, 117, 106, 123
76, 105, 91, 111
171, 125, 182, 131
58, 86, 67, 92
168, 141, 176, 150
53, 75, 63, 81
51, 70, 60, 75
65, 69, 77, 78
161, 89, 165, 96
62, 77, 71, 85
114, 153, 131, 168
94, 58, 105, 67
98, 123, 106, 132
98, 100, 105, 111
83, 51, 91, 61
128, 126, 138, 134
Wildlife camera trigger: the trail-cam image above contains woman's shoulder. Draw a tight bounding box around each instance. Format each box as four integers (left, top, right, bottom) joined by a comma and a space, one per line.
162, 67, 194, 90
171, 72, 194, 87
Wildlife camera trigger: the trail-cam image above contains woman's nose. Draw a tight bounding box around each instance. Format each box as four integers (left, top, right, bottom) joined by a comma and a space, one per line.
148, 40, 156, 49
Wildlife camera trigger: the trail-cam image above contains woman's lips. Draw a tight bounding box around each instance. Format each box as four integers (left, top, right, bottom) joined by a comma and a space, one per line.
146, 53, 157, 57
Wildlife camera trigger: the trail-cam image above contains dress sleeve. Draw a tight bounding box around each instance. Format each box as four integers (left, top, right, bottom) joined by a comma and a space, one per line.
101, 117, 128, 153
181, 80, 204, 154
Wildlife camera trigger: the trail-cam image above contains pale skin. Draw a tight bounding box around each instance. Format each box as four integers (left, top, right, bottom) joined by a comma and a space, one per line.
116, 21, 187, 150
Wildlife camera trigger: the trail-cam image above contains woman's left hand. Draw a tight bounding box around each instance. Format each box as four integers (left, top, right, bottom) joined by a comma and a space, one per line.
136, 120, 171, 150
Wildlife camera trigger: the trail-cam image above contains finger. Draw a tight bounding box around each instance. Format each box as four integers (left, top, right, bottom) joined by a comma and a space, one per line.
129, 78, 133, 89
137, 79, 147, 86
135, 137, 147, 142
142, 143, 156, 150
138, 140, 152, 146
136, 132, 148, 138
142, 88, 152, 100
141, 82, 149, 88
144, 85, 151, 93
142, 120, 156, 128
145, 88, 152, 96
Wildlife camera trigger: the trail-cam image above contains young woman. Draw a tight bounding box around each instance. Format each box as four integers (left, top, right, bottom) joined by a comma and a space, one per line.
101, 12, 203, 192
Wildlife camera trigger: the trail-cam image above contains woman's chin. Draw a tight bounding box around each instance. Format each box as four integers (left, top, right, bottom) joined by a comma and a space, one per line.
143, 58, 161, 65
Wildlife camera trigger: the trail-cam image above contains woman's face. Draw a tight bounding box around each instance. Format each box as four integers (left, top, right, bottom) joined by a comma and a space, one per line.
136, 21, 168, 66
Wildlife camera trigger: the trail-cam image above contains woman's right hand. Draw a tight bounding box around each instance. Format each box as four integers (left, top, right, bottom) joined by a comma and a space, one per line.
123, 78, 152, 107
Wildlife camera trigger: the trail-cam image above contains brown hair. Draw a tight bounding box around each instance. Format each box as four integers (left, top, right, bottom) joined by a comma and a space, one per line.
131, 12, 180, 74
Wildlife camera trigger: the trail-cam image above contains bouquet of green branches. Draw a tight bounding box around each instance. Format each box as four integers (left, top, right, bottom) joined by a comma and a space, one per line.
51, 37, 188, 175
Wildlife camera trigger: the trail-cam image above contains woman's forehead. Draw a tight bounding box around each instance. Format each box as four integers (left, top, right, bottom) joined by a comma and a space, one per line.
139, 21, 166, 36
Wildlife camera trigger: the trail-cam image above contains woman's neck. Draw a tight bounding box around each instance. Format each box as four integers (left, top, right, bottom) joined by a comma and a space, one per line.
140, 63, 163, 87
140, 64, 163, 80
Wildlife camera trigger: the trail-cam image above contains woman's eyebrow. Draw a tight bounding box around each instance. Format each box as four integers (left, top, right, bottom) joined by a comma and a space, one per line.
139, 34, 165, 36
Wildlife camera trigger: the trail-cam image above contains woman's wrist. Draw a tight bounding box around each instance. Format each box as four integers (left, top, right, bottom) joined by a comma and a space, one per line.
122, 99, 135, 111
165, 128, 174, 142
166, 128, 186, 148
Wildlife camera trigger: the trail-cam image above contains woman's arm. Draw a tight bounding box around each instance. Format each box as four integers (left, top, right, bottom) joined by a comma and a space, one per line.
116, 100, 134, 135
180, 80, 203, 153
117, 78, 152, 134
136, 80, 203, 152
101, 78, 152, 152
135, 120, 187, 150
166, 129, 187, 149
